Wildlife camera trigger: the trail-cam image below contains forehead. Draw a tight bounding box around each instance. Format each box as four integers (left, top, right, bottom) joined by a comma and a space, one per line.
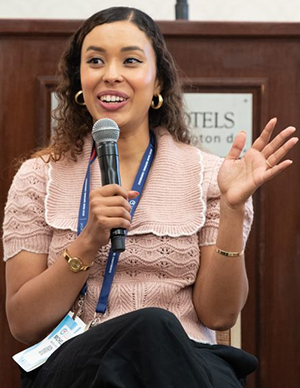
82, 21, 154, 52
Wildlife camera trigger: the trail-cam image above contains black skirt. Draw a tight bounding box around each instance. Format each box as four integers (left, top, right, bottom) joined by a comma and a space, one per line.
21, 308, 258, 388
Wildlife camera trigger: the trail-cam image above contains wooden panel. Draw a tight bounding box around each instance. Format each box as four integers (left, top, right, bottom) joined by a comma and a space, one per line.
159, 24, 300, 388
36, 75, 58, 147
1, 20, 300, 388
0, 23, 76, 388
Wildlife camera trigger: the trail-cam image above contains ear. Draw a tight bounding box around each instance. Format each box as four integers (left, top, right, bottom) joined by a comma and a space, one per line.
153, 78, 162, 95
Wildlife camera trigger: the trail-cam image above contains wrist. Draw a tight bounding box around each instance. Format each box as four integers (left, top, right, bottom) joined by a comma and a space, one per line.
215, 246, 244, 257
220, 196, 245, 215
68, 230, 100, 266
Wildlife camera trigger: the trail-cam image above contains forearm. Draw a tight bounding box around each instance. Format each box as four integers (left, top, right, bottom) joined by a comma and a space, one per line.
6, 230, 98, 345
6, 185, 135, 344
193, 198, 249, 330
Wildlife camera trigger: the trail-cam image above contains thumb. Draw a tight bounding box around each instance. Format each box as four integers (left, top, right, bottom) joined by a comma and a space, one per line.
226, 131, 247, 160
128, 190, 140, 200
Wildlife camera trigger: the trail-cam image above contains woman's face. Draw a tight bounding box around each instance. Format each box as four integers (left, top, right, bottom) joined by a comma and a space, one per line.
80, 21, 160, 135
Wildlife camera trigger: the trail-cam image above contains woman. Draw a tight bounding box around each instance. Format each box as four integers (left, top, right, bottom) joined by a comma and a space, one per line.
2, 6, 298, 388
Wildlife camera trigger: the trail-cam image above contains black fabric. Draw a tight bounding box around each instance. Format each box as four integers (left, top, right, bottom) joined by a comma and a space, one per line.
20, 308, 258, 388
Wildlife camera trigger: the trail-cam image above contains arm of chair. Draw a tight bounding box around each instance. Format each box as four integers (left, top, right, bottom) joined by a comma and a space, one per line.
216, 315, 241, 347
216, 329, 231, 345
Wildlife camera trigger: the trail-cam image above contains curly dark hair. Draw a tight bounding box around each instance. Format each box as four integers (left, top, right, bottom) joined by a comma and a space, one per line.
36, 7, 190, 161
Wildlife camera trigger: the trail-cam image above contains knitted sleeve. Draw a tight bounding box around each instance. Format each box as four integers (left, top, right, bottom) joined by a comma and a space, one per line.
2, 157, 52, 261
199, 153, 254, 247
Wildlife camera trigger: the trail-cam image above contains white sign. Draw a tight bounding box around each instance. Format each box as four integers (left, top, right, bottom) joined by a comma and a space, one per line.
51, 92, 59, 135
184, 93, 253, 157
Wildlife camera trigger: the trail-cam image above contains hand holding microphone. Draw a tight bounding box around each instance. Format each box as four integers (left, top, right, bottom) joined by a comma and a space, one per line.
92, 118, 131, 253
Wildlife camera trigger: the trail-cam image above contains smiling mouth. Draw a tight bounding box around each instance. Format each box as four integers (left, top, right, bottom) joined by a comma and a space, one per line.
99, 95, 127, 103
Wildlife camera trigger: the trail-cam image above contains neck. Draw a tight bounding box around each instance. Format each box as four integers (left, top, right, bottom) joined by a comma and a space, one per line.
118, 129, 150, 164
117, 128, 151, 190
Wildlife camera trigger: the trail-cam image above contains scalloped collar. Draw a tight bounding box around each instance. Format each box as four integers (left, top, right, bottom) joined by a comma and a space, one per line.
45, 129, 206, 237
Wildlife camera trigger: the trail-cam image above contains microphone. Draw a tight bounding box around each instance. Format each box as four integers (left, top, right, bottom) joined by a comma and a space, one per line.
92, 118, 126, 253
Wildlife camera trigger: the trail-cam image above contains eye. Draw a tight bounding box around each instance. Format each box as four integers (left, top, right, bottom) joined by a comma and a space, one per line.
87, 57, 104, 65
124, 57, 143, 65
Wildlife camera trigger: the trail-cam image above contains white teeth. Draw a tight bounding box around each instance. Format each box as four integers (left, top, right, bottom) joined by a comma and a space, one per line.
100, 95, 126, 103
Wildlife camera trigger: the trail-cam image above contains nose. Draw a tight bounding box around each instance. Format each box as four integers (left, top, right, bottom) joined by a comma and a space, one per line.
103, 62, 123, 84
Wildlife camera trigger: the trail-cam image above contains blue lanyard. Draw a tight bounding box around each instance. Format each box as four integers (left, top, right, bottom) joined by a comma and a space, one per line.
77, 132, 155, 314
77, 143, 97, 235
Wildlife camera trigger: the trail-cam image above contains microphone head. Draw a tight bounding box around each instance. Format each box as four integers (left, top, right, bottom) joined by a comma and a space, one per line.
92, 118, 120, 144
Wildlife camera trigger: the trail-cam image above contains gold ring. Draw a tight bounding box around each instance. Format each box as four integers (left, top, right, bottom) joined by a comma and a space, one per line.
265, 159, 274, 168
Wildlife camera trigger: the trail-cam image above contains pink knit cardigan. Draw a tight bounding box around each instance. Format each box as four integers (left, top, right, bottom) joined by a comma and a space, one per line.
2, 129, 253, 343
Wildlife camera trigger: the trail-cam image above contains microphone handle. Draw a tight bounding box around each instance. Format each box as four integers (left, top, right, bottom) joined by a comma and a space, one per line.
97, 142, 126, 253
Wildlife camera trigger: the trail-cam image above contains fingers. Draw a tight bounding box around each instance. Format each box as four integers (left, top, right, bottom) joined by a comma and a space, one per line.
252, 117, 297, 156
263, 159, 294, 182
262, 126, 297, 159
92, 184, 130, 200
226, 131, 247, 160
250, 118, 298, 169
89, 184, 139, 230
225, 118, 296, 162
264, 135, 298, 168
252, 117, 277, 152
91, 196, 131, 218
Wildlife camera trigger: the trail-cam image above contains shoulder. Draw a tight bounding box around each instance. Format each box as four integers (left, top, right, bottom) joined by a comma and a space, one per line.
154, 128, 200, 163
155, 128, 223, 165
9, 157, 50, 193
199, 149, 223, 171
17, 155, 49, 172
153, 129, 223, 194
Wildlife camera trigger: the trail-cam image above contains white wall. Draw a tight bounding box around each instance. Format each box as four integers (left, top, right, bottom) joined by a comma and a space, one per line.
1, 0, 300, 22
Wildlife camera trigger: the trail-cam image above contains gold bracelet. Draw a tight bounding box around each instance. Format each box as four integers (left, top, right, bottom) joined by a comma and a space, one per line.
215, 247, 244, 257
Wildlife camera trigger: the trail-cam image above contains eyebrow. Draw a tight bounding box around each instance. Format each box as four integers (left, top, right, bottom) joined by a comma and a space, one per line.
121, 46, 144, 53
86, 45, 105, 53
85, 45, 145, 53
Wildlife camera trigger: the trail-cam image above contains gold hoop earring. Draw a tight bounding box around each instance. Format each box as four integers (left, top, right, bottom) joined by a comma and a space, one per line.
151, 94, 163, 110
75, 90, 86, 106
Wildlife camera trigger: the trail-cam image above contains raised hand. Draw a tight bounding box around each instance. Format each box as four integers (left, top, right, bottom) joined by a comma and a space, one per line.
217, 118, 298, 208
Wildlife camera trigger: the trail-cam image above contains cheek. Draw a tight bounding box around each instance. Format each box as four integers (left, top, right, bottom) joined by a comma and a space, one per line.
134, 68, 157, 93
80, 66, 97, 91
